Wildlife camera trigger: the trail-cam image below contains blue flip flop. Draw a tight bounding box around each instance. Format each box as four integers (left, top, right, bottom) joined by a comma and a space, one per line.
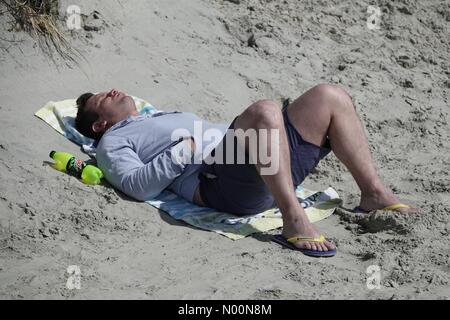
272, 234, 337, 257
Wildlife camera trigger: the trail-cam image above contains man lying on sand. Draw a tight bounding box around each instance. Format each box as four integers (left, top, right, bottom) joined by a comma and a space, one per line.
75, 84, 415, 257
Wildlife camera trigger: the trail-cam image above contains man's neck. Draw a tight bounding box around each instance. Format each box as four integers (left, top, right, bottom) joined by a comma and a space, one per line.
106, 110, 140, 131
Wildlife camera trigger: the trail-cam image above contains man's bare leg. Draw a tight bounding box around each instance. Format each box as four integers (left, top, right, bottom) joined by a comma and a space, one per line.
286, 84, 415, 213
234, 100, 335, 252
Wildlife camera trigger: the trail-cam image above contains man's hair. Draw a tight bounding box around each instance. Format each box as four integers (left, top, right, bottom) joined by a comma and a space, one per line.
75, 92, 102, 140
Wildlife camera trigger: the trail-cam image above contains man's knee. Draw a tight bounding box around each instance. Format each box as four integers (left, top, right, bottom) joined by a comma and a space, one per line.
244, 99, 282, 127
312, 83, 354, 110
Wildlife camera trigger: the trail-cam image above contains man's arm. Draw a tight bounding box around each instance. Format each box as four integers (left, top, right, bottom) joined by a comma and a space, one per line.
97, 136, 195, 201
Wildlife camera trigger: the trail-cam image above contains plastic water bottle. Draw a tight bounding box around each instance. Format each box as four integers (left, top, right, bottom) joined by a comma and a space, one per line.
49, 151, 104, 185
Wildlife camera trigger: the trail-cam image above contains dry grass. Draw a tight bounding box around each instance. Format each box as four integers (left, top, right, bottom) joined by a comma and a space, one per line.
2, 0, 83, 65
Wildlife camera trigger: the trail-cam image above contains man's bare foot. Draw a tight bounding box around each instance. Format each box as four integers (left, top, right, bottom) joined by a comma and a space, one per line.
359, 186, 418, 214
282, 214, 336, 252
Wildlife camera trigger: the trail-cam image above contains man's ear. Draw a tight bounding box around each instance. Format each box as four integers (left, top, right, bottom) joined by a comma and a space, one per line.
92, 120, 107, 134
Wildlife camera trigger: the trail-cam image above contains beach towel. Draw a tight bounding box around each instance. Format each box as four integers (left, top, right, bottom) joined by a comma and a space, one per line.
35, 96, 342, 240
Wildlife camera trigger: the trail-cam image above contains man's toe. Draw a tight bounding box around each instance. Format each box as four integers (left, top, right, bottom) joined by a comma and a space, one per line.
303, 242, 312, 250
294, 241, 310, 250
390, 206, 419, 214
324, 240, 335, 250
407, 207, 420, 214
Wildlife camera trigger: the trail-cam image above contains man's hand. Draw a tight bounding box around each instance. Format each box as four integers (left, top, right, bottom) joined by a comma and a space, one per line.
187, 137, 196, 154
171, 136, 197, 166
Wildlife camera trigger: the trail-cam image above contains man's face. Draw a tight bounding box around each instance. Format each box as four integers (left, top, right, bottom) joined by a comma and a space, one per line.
86, 89, 137, 132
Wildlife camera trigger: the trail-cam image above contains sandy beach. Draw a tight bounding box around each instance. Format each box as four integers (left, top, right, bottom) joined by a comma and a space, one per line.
0, 0, 449, 299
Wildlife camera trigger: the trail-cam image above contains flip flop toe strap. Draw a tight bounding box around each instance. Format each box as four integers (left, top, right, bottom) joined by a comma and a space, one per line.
287, 234, 326, 244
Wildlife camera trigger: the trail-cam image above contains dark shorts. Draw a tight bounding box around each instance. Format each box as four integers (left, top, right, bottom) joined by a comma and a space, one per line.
198, 106, 331, 216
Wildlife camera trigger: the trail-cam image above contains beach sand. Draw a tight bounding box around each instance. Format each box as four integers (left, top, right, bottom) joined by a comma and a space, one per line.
0, 0, 449, 299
